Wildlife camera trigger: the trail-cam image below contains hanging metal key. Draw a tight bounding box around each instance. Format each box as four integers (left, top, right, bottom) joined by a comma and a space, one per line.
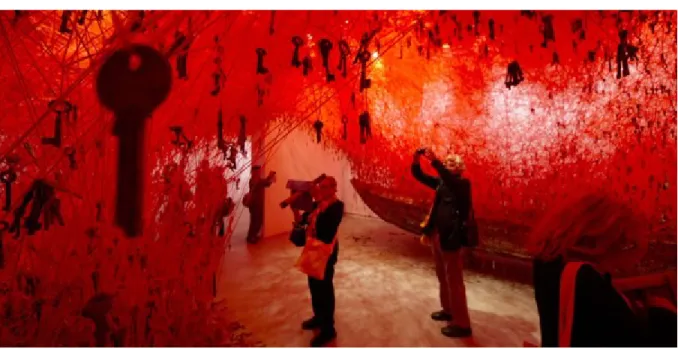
96, 45, 172, 238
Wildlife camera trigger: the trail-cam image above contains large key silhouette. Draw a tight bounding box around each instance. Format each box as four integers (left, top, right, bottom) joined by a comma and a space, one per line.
96, 45, 172, 238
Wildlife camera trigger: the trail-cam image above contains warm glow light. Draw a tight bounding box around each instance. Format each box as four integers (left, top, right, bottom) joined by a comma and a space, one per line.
372, 51, 379, 59
442, 43, 450, 49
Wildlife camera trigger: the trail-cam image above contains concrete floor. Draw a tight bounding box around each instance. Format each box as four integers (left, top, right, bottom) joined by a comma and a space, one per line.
218, 215, 540, 347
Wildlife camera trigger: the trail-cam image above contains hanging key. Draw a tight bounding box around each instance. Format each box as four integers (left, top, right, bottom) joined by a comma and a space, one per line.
358, 50, 372, 92
302, 56, 312, 76
238, 115, 247, 155
169, 126, 193, 149
269, 10, 276, 35
359, 111, 372, 143
256, 48, 269, 75
337, 40, 350, 78
64, 146, 77, 169
59, 10, 73, 34
313, 120, 324, 143
473, 11, 481, 36
319, 38, 336, 82
96, 45, 172, 238
77, 10, 88, 25
217, 109, 225, 153
42, 106, 64, 148
0, 170, 17, 211
291, 36, 304, 68
541, 15, 555, 47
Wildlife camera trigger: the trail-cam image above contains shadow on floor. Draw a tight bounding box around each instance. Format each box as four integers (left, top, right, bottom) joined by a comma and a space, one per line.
218, 215, 540, 347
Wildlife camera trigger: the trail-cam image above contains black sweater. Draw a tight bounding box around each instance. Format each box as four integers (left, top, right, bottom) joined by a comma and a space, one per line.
411, 159, 471, 250
302, 200, 345, 263
248, 175, 274, 208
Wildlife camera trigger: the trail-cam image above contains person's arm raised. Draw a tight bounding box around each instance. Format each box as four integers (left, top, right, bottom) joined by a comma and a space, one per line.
411, 149, 439, 189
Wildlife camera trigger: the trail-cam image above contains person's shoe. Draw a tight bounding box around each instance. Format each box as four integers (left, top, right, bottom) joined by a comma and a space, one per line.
441, 325, 472, 338
310, 329, 337, 347
431, 311, 452, 321
301, 317, 321, 330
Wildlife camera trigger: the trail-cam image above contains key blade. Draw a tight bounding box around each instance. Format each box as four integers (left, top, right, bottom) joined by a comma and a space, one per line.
114, 117, 146, 238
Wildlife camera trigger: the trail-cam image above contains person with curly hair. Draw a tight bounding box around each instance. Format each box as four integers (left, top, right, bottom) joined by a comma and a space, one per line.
528, 191, 655, 346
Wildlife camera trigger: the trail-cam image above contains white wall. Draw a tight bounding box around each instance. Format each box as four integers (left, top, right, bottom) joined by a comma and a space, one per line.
263, 120, 377, 238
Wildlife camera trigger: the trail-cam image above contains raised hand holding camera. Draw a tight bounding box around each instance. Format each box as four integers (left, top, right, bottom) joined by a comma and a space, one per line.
414, 147, 438, 162
423, 148, 438, 161
414, 147, 426, 162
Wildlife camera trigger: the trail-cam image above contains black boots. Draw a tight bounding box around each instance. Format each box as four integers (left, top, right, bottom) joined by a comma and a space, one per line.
441, 325, 472, 338
431, 310, 452, 321
432, 311, 472, 338
302, 318, 337, 347
311, 329, 337, 347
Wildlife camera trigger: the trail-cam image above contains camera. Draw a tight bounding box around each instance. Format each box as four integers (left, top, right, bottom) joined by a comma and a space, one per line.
279, 174, 327, 210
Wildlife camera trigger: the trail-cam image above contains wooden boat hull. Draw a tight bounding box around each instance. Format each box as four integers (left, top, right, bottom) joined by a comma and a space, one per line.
350, 179, 532, 258
350, 179, 677, 283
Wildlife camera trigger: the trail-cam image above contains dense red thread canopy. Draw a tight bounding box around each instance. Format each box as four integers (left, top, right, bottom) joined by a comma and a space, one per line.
0, 10, 675, 345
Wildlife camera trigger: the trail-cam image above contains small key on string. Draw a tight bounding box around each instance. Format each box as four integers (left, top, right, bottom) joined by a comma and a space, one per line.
256, 48, 269, 75
0, 170, 17, 211
319, 38, 335, 82
358, 51, 372, 91
59, 10, 72, 34
77, 10, 87, 25
64, 146, 77, 169
96, 45, 172, 238
269, 10, 276, 35
291, 36, 304, 68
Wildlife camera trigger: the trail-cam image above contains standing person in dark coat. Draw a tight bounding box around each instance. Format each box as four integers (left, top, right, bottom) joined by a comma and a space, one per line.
411, 148, 473, 338
245, 165, 275, 244
299, 176, 344, 347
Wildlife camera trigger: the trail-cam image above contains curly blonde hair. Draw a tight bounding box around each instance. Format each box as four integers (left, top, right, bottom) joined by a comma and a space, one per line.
527, 190, 649, 271
444, 154, 465, 173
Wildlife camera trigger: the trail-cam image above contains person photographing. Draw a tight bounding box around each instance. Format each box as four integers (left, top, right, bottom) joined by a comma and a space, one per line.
411, 148, 474, 338
294, 176, 344, 347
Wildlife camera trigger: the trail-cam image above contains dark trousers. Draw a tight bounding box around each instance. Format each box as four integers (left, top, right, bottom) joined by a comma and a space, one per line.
432, 232, 471, 328
308, 259, 336, 331
247, 206, 263, 241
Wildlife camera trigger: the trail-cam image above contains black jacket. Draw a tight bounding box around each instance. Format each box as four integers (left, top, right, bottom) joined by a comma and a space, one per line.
411, 159, 471, 251
301, 200, 344, 264
248, 175, 274, 209
533, 258, 649, 347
